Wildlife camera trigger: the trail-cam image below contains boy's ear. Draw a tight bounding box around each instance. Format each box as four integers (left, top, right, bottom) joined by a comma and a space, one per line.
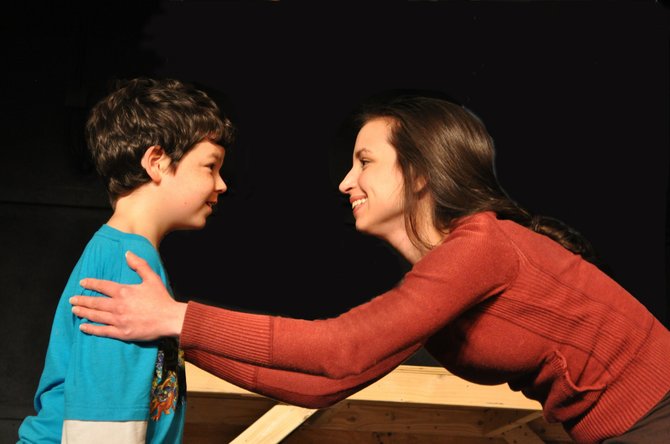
141, 145, 170, 182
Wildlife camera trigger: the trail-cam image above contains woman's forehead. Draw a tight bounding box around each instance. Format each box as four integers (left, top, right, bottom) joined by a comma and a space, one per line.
354, 119, 395, 152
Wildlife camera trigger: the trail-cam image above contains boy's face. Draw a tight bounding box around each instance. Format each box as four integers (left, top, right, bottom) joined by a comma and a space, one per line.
160, 139, 226, 231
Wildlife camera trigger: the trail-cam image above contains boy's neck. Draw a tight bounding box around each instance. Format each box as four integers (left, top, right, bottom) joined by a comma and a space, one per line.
106, 191, 166, 249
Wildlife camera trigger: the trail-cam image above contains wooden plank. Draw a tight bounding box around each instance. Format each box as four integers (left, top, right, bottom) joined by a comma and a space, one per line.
305, 401, 497, 436
186, 363, 264, 398
228, 404, 317, 444
186, 363, 542, 410
482, 409, 544, 436
185, 395, 276, 425
284, 429, 508, 444
350, 365, 541, 410
184, 363, 574, 443
501, 423, 547, 444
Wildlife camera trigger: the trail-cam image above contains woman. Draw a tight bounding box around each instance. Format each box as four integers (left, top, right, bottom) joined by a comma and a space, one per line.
71, 92, 670, 442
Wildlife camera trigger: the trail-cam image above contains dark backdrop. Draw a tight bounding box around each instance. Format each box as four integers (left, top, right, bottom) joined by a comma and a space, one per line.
2, 1, 668, 440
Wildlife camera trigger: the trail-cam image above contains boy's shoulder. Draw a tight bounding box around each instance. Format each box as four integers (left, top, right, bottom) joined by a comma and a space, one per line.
78, 225, 164, 277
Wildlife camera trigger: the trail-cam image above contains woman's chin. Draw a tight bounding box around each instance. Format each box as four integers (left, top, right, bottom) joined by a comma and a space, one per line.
355, 220, 374, 236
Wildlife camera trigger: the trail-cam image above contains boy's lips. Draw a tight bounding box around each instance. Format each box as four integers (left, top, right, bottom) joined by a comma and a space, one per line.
206, 201, 217, 212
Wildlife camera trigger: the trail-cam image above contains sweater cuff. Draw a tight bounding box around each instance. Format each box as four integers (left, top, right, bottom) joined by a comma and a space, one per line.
181, 301, 273, 365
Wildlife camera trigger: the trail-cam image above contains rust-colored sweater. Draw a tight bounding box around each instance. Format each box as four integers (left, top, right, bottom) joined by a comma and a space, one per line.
181, 211, 670, 443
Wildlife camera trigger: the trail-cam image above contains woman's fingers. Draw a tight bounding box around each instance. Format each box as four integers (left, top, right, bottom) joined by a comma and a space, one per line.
125, 250, 160, 283
70, 299, 131, 340
79, 322, 126, 340
70, 295, 113, 311
71, 302, 115, 325
77, 251, 156, 300
78, 277, 124, 298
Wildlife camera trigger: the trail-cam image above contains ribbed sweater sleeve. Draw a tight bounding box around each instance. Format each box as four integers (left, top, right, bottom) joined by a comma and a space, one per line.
180, 215, 518, 379
185, 342, 422, 408
182, 304, 274, 366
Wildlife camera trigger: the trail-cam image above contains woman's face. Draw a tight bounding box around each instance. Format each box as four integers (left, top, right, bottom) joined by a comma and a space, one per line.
338, 118, 406, 241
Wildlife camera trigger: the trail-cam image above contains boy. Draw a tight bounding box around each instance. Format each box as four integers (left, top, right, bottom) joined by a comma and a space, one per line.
17, 77, 235, 443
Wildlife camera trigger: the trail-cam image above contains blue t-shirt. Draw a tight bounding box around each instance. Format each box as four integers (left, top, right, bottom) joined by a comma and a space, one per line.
18, 225, 185, 443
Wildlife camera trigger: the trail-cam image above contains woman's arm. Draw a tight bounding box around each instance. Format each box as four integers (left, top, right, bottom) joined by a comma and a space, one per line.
175, 221, 516, 379
185, 341, 423, 409
73, 217, 516, 378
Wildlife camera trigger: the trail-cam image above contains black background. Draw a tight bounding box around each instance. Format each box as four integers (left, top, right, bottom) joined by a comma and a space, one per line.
2, 1, 668, 440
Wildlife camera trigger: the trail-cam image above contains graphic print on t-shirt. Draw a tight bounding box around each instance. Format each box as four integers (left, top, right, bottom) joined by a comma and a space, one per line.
150, 338, 185, 421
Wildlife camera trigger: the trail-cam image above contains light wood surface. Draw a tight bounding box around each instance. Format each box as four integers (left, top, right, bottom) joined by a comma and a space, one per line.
185, 363, 573, 443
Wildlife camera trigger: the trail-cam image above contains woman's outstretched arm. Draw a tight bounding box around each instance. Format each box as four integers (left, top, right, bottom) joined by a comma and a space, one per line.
186, 342, 423, 408
73, 217, 516, 379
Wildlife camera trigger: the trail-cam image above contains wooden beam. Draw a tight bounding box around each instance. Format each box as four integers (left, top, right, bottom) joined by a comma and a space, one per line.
501, 423, 546, 444
184, 363, 572, 443
482, 409, 544, 436
229, 403, 317, 444
348, 365, 541, 410
186, 363, 542, 410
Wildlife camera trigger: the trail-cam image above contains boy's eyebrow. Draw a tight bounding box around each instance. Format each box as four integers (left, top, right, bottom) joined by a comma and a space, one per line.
210, 153, 224, 164
208, 147, 226, 161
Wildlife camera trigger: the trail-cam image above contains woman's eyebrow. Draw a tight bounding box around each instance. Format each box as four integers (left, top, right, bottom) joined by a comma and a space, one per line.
355, 148, 371, 158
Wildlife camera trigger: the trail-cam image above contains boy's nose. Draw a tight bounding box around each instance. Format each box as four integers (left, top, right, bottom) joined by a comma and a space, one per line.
216, 175, 227, 193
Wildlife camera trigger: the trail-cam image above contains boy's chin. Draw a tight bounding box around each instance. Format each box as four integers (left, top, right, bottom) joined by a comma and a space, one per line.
176, 220, 208, 231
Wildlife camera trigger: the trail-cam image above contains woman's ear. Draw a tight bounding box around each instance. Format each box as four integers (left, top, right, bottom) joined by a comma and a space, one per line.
413, 174, 428, 193
141, 145, 170, 182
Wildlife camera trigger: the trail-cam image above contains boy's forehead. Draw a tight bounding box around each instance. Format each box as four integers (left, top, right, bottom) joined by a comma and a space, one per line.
213, 143, 226, 158
190, 139, 226, 159
205, 139, 225, 153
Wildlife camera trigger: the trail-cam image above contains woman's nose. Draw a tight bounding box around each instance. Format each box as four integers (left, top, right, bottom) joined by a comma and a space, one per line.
338, 168, 355, 194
